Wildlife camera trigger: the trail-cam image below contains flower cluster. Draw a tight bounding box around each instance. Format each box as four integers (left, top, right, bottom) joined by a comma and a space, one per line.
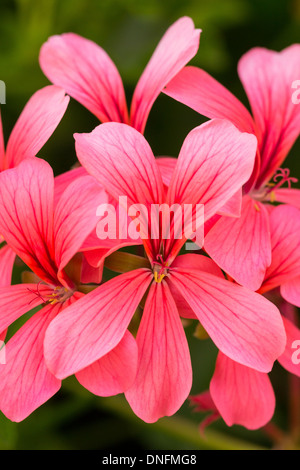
0, 17, 299, 433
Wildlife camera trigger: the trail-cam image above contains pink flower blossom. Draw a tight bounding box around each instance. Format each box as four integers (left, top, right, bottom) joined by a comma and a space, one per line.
191, 206, 300, 431
0, 158, 138, 421
39, 17, 201, 134
44, 120, 286, 423
164, 45, 300, 290
0, 86, 69, 289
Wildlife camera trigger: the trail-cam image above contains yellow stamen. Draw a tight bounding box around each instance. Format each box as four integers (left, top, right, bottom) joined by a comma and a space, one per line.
156, 273, 165, 283
270, 190, 276, 203
254, 203, 260, 212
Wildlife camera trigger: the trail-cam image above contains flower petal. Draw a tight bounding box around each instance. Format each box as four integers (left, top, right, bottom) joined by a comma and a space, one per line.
75, 123, 164, 207
54, 166, 88, 207
0, 303, 61, 422
268, 188, 300, 209
76, 330, 138, 396
54, 175, 108, 276
217, 189, 242, 218
156, 157, 177, 188
205, 196, 271, 291
0, 245, 16, 287
169, 268, 286, 372
39, 33, 128, 123
125, 280, 192, 422
277, 316, 300, 377
169, 254, 224, 319
164, 66, 254, 133
165, 119, 257, 259
0, 158, 57, 284
0, 284, 52, 333
210, 352, 275, 429
75, 123, 165, 261
281, 276, 300, 308
44, 268, 152, 379
262, 205, 300, 292
167, 119, 257, 221
5, 86, 69, 169
130, 17, 200, 133
238, 45, 300, 187
0, 110, 5, 169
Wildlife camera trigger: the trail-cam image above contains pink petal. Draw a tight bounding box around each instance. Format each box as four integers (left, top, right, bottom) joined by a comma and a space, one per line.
0, 245, 16, 287
75, 123, 164, 207
217, 189, 242, 218
130, 17, 201, 133
169, 254, 223, 319
0, 283, 52, 333
262, 205, 300, 292
0, 110, 5, 169
125, 280, 192, 423
238, 45, 300, 187
76, 330, 138, 396
0, 303, 61, 422
5, 86, 69, 169
44, 268, 152, 379
54, 166, 88, 207
0, 329, 6, 343
54, 175, 108, 276
167, 119, 257, 221
165, 119, 257, 259
277, 316, 300, 377
39, 33, 128, 123
281, 276, 300, 308
205, 196, 271, 291
0, 158, 57, 284
156, 157, 177, 187
210, 352, 275, 429
164, 66, 254, 133
81, 198, 143, 269
267, 188, 300, 209
172, 253, 224, 277
81, 256, 103, 284
169, 268, 286, 372
75, 123, 164, 261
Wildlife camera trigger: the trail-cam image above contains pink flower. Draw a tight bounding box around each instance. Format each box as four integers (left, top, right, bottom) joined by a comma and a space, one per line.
39, 17, 201, 134
191, 205, 300, 431
0, 158, 138, 421
191, 306, 300, 431
164, 45, 300, 290
44, 120, 286, 423
0, 86, 69, 289
191, 352, 276, 430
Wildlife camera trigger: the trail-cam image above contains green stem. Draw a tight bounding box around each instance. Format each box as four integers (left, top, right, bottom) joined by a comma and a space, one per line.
97, 396, 266, 450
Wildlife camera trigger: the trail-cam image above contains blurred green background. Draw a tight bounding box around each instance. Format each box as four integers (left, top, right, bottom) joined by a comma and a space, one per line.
0, 0, 299, 450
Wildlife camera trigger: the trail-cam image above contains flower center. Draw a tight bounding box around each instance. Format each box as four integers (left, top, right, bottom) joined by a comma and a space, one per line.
265, 168, 298, 200
152, 255, 169, 283
47, 286, 73, 305
27, 283, 73, 305
252, 168, 298, 202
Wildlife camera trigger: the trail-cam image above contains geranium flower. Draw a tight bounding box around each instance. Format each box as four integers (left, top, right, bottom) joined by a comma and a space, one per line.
0, 86, 69, 289
164, 45, 300, 290
44, 120, 286, 423
191, 205, 300, 430
0, 158, 138, 421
